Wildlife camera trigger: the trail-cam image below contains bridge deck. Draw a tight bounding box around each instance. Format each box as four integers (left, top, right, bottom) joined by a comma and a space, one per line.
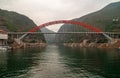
8, 32, 120, 34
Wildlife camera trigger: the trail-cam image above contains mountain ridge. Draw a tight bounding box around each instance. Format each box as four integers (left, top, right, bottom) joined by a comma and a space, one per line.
0, 9, 36, 31
56, 1, 120, 43
0, 9, 46, 42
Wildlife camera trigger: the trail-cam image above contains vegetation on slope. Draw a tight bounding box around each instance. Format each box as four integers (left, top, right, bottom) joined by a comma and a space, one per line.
0, 9, 46, 42
0, 9, 36, 31
56, 1, 120, 43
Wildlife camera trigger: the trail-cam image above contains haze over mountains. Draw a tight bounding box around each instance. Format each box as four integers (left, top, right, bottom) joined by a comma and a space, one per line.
41, 28, 55, 44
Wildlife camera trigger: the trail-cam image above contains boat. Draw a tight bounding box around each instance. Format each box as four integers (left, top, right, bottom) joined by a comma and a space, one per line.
0, 46, 11, 51
118, 47, 120, 50
0, 46, 7, 51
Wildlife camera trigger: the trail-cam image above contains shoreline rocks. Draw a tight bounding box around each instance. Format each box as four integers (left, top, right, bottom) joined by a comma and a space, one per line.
10, 42, 46, 49
63, 39, 120, 48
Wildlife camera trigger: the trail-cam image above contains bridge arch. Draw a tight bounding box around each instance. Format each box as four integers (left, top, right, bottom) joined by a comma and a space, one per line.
28, 20, 102, 32
19, 20, 112, 40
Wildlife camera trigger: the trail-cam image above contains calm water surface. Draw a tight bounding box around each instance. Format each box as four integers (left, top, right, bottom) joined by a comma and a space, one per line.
0, 45, 120, 78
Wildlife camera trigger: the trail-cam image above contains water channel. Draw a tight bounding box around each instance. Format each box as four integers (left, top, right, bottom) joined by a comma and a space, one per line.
0, 45, 120, 78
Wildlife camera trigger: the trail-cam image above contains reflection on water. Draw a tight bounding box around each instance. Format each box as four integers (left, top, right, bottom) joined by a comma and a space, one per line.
0, 45, 120, 78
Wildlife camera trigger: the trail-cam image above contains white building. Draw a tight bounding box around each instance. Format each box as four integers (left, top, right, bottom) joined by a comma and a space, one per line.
0, 29, 8, 46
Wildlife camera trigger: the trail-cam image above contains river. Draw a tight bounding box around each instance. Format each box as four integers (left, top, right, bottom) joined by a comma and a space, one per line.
0, 45, 120, 78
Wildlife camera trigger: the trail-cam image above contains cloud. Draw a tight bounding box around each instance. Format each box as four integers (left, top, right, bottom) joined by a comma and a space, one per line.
0, 0, 120, 31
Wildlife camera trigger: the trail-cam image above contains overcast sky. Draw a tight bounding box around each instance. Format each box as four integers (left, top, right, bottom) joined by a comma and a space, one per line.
0, 0, 120, 31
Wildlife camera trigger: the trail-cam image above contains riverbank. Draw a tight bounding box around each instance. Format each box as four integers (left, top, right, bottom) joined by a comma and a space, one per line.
23, 43, 46, 48
10, 42, 46, 49
63, 39, 120, 48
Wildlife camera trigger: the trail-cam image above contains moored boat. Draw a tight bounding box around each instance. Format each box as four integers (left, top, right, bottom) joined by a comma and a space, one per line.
0, 45, 12, 51
0, 46, 7, 51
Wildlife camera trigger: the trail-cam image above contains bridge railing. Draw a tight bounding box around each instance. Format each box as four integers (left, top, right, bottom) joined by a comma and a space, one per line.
8, 32, 120, 34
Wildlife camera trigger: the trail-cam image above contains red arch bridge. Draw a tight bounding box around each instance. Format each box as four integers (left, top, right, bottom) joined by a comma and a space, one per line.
11, 20, 114, 44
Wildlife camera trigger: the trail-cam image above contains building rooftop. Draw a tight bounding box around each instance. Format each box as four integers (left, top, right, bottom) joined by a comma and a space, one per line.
0, 29, 8, 39
0, 29, 7, 34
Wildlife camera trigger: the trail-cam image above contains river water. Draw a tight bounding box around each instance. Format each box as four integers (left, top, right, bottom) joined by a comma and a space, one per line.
0, 45, 120, 78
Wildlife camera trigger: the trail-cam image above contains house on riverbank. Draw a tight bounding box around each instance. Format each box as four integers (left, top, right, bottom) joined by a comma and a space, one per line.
0, 29, 8, 46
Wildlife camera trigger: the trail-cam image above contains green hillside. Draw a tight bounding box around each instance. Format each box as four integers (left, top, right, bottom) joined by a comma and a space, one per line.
56, 1, 120, 43
0, 9, 46, 42
76, 1, 120, 32
0, 9, 36, 31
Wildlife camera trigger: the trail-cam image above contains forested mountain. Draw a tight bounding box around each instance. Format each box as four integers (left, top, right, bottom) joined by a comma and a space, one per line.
56, 1, 120, 43
0, 9, 45, 42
